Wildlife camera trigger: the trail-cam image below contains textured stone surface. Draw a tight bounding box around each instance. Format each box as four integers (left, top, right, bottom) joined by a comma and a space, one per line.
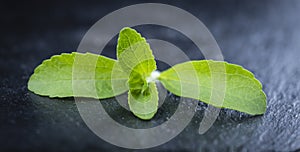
1, 0, 300, 151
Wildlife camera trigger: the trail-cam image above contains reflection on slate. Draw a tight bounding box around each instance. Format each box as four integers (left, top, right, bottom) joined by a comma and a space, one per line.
0, 0, 300, 151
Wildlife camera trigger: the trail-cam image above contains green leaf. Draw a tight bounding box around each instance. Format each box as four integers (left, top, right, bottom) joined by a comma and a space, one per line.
132, 111, 157, 120
28, 27, 267, 121
117, 27, 156, 79
117, 27, 158, 119
158, 60, 267, 115
128, 82, 158, 120
28, 52, 128, 99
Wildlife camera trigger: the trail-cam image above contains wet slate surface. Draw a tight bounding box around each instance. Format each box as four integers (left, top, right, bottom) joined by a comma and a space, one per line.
1, 0, 300, 151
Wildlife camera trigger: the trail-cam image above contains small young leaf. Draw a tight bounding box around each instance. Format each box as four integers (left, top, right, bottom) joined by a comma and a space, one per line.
117, 27, 158, 119
158, 60, 267, 115
128, 82, 158, 120
28, 52, 128, 99
132, 111, 157, 120
117, 27, 156, 79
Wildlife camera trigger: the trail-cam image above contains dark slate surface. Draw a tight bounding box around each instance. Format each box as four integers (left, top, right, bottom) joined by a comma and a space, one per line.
1, 0, 300, 151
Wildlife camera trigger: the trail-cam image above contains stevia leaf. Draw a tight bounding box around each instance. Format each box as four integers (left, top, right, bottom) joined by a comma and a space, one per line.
117, 27, 156, 80
28, 52, 128, 99
158, 60, 267, 115
132, 111, 157, 120
128, 82, 158, 120
116, 27, 158, 119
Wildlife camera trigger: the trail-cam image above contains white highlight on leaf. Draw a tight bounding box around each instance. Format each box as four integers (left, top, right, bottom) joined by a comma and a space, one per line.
146, 70, 161, 83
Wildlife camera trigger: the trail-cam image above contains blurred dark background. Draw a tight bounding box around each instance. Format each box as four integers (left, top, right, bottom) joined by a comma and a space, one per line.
1, 0, 300, 151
